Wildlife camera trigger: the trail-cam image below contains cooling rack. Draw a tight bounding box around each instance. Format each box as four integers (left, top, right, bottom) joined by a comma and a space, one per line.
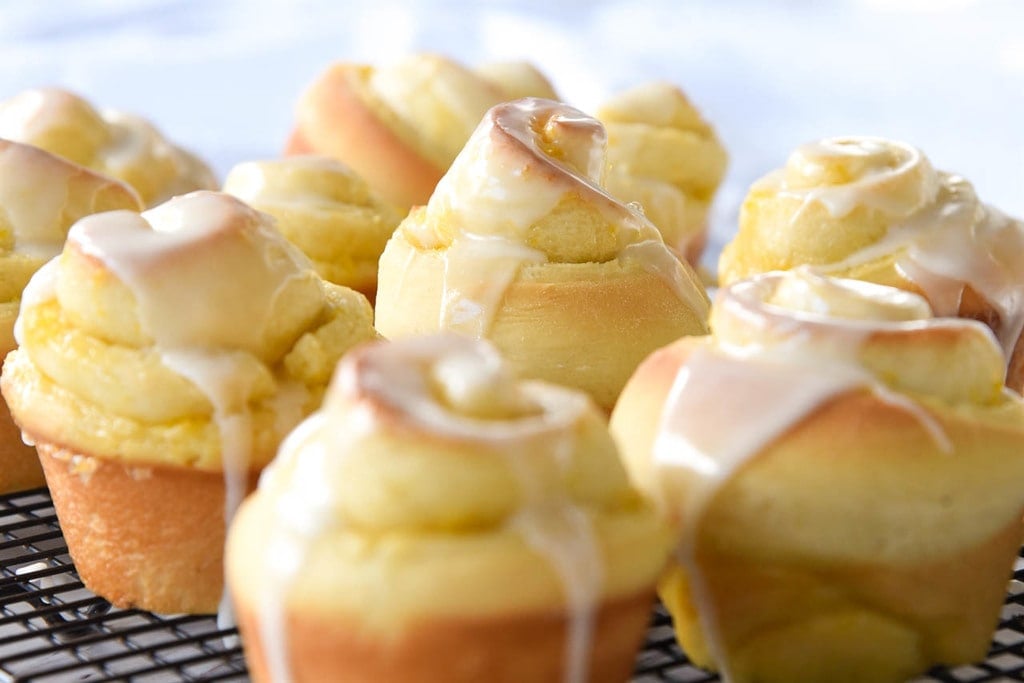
3, 487, 1024, 683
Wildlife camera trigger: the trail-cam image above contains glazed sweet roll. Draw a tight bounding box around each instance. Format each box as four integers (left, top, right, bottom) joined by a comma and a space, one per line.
1, 191, 377, 613
226, 334, 671, 682
0, 140, 142, 493
375, 98, 710, 412
0, 88, 217, 206
610, 268, 1024, 683
285, 54, 557, 209
223, 156, 402, 300
718, 136, 1024, 389
596, 82, 728, 265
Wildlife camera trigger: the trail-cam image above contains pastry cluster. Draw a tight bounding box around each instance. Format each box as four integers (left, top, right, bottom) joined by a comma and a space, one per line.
1, 51, 1022, 683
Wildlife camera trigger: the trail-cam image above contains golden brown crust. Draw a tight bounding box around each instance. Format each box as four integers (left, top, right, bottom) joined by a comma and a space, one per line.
286, 64, 445, 209
233, 587, 655, 683
660, 516, 1022, 682
37, 441, 257, 614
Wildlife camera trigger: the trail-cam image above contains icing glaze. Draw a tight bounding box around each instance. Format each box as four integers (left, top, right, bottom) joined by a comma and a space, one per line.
69, 191, 313, 353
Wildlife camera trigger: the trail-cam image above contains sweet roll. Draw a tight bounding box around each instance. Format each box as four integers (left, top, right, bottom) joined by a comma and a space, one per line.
226, 333, 671, 682
1, 191, 377, 613
374, 98, 710, 412
0, 88, 217, 206
610, 267, 1024, 683
596, 82, 728, 265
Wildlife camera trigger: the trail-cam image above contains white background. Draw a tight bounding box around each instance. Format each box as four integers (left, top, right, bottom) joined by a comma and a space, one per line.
1, 0, 1021, 263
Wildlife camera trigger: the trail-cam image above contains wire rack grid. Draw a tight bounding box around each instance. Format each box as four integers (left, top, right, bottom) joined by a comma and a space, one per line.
3, 487, 1024, 682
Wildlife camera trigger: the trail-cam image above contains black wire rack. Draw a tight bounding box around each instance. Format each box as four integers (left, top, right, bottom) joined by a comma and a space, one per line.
2, 487, 1024, 683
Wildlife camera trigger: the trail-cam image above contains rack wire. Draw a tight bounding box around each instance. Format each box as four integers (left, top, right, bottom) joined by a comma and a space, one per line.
2, 486, 1024, 682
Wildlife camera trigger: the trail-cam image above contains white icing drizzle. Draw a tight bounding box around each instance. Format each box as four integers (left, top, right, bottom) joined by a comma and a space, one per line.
257, 412, 341, 683
768, 137, 939, 220
405, 98, 708, 338
439, 236, 546, 336
159, 349, 256, 543
506, 429, 602, 683
651, 269, 987, 679
101, 111, 166, 176
0, 143, 79, 260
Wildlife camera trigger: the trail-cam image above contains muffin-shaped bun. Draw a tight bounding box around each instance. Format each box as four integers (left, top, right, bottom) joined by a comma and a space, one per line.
0, 88, 217, 206
719, 136, 1024, 389
375, 98, 710, 411
597, 82, 728, 265
223, 156, 403, 299
0, 140, 142, 492
2, 191, 377, 613
227, 333, 670, 683
285, 54, 556, 209
611, 267, 1024, 683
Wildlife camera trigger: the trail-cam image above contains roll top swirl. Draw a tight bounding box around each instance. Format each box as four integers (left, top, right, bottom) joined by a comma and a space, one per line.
712, 268, 1006, 405
261, 334, 633, 535
719, 136, 1024, 389
223, 156, 402, 297
60, 191, 323, 357
406, 98, 655, 262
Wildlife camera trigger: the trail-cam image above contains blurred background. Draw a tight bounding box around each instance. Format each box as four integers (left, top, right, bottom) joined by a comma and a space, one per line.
1, 0, 1021, 261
